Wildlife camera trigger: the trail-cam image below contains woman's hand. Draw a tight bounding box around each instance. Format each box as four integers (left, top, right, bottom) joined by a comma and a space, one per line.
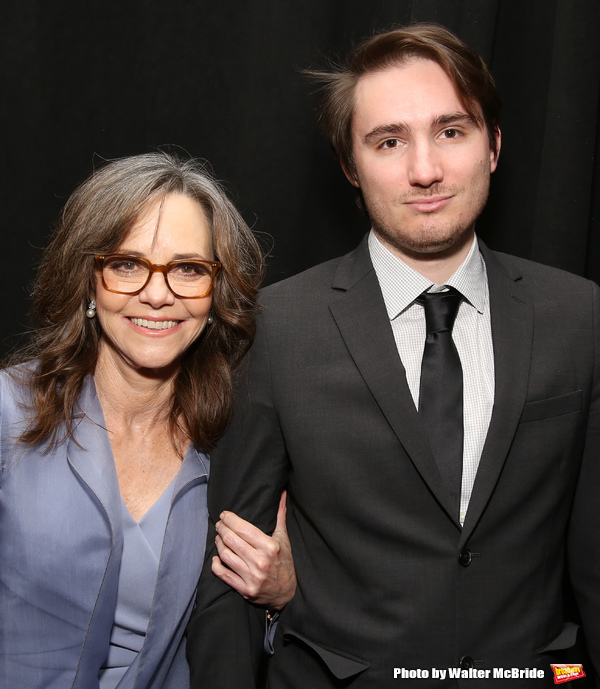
212, 491, 297, 610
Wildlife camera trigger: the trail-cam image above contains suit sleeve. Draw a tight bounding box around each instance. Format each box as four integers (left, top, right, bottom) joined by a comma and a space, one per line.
568, 280, 600, 683
186, 312, 289, 689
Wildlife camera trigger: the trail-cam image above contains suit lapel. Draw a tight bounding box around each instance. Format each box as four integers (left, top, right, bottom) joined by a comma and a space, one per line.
135, 449, 209, 687
66, 376, 122, 533
329, 237, 459, 522
460, 245, 533, 544
65, 377, 124, 684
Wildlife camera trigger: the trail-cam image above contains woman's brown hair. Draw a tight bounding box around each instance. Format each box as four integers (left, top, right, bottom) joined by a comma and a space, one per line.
9, 152, 264, 452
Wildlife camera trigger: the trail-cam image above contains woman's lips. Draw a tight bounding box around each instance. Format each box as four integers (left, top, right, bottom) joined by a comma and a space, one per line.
128, 317, 181, 330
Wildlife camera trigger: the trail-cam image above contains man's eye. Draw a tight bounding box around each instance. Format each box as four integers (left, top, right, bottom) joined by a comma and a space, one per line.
381, 139, 399, 149
442, 128, 459, 139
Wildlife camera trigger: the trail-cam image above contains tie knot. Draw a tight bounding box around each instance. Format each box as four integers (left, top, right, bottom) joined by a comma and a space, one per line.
417, 287, 462, 335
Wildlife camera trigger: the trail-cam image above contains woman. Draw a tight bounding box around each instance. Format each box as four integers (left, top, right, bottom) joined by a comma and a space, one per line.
0, 152, 294, 688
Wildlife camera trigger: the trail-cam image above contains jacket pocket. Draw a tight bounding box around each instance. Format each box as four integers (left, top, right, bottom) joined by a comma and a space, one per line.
281, 624, 370, 680
538, 621, 580, 652
520, 390, 582, 424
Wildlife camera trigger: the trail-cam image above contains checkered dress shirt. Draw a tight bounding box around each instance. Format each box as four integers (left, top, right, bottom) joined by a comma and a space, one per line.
368, 231, 494, 525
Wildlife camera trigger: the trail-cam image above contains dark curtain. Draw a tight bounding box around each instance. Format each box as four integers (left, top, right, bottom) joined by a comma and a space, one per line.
1, 0, 599, 354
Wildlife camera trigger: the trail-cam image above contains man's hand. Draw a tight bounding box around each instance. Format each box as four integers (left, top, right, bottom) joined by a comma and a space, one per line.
212, 491, 297, 610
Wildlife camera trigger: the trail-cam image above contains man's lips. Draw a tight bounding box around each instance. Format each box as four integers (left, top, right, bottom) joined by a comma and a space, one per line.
404, 195, 452, 213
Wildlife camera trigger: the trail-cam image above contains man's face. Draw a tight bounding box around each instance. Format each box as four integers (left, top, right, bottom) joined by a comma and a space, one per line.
346, 59, 500, 262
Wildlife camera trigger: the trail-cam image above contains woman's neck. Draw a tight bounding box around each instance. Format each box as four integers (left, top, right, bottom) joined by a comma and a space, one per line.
93, 342, 178, 436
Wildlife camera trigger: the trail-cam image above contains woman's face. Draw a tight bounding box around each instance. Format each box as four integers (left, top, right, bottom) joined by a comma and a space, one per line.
94, 193, 214, 377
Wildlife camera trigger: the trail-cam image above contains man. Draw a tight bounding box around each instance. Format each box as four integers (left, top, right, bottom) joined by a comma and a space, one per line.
187, 24, 600, 687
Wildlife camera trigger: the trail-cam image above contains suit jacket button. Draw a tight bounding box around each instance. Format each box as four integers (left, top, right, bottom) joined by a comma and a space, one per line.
459, 548, 472, 566
459, 656, 475, 670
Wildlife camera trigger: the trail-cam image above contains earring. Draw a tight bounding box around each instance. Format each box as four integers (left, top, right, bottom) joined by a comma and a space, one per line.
207, 314, 214, 324
85, 300, 96, 319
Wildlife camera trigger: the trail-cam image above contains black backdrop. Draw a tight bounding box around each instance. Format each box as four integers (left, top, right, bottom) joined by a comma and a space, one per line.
1, 0, 599, 355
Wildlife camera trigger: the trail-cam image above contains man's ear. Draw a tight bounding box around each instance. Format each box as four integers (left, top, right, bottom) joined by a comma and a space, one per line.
490, 126, 501, 173
341, 161, 360, 188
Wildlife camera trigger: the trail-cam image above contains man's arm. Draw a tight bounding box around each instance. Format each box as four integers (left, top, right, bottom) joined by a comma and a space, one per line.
186, 317, 290, 688
568, 280, 600, 683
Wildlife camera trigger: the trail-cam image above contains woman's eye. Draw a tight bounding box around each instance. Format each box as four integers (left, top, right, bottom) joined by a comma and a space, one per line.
171, 263, 211, 279
107, 259, 143, 273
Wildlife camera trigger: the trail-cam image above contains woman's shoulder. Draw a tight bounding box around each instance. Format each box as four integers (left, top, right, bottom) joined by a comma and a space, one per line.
0, 361, 36, 405
0, 363, 39, 478
0, 362, 42, 436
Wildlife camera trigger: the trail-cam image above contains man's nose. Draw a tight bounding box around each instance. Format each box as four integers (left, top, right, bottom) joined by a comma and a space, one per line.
406, 138, 443, 187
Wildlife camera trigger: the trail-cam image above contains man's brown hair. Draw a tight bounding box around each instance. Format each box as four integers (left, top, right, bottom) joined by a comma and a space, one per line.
308, 23, 501, 174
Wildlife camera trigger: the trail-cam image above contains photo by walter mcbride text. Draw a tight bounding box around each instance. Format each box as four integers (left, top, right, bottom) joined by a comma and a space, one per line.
393, 668, 547, 680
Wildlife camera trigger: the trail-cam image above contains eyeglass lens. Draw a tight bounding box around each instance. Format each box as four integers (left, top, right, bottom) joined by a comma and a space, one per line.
102, 256, 215, 297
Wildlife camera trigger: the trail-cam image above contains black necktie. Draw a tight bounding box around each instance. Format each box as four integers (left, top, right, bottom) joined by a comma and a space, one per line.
416, 288, 463, 517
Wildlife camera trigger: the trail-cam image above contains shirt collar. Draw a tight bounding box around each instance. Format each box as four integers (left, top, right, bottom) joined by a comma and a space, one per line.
368, 230, 488, 320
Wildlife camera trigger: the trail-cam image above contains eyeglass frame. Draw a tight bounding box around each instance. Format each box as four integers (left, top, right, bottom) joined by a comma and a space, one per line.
94, 254, 222, 299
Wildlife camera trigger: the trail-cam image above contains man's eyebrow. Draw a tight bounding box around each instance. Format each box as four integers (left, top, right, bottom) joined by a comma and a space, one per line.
363, 123, 409, 145
432, 112, 479, 128
362, 113, 479, 145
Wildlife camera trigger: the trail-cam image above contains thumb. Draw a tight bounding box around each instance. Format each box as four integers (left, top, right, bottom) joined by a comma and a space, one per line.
273, 490, 288, 537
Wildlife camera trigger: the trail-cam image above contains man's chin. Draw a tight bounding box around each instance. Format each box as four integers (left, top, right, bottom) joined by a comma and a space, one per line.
373, 225, 474, 261
403, 238, 465, 258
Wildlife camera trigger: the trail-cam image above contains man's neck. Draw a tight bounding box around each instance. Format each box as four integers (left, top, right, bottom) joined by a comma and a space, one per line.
374, 229, 475, 284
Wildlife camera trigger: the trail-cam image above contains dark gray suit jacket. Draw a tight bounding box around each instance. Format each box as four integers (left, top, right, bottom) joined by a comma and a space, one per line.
187, 236, 600, 688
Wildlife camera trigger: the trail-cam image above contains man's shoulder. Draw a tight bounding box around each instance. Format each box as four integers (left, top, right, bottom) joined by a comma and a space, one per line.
252, 240, 375, 332
259, 237, 371, 307
484, 245, 597, 294
261, 256, 342, 299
